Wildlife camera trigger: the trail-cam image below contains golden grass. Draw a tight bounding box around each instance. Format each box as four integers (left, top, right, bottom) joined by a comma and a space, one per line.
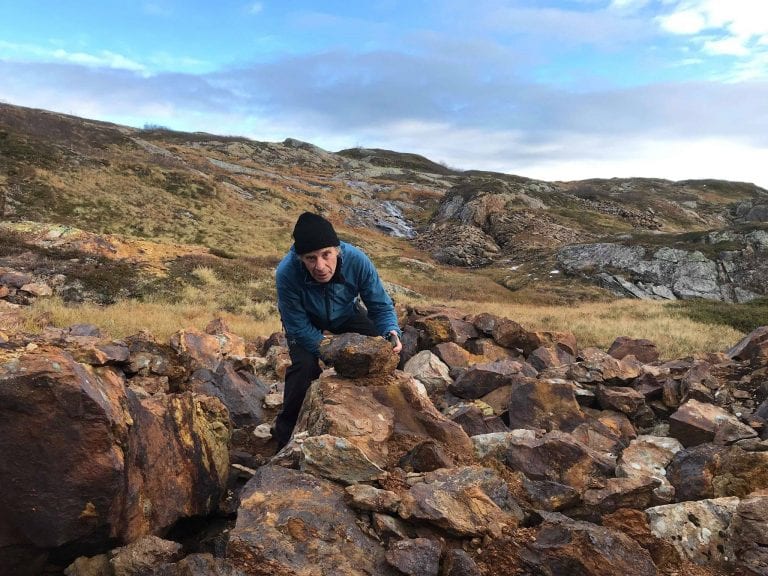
446, 298, 744, 360
22, 297, 282, 342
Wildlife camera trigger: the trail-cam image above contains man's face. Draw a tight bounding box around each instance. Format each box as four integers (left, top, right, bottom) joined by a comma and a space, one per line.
300, 246, 339, 283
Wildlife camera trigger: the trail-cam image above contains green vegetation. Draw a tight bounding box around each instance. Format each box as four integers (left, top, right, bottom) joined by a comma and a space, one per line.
670, 297, 768, 334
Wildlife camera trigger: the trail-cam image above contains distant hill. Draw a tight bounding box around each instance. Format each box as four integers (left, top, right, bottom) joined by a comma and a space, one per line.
2, 101, 768, 304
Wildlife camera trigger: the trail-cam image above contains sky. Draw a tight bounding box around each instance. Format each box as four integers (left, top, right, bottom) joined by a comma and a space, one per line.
1, 0, 767, 187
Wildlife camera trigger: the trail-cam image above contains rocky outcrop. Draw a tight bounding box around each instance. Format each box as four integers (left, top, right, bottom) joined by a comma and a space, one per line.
5, 308, 768, 575
557, 235, 768, 302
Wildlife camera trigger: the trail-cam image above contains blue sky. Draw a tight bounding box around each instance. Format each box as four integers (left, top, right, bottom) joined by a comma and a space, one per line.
1, 0, 767, 187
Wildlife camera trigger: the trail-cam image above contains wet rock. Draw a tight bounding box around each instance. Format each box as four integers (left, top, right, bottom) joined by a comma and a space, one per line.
227, 465, 397, 575
521, 511, 658, 576
647, 497, 740, 565
398, 466, 523, 537
319, 333, 399, 378
507, 378, 587, 432
385, 538, 441, 576
608, 336, 660, 363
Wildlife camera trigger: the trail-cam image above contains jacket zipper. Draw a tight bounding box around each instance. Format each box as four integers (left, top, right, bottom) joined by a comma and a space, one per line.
324, 283, 332, 326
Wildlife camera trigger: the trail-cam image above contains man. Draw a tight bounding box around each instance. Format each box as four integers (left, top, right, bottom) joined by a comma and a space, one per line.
273, 211, 402, 448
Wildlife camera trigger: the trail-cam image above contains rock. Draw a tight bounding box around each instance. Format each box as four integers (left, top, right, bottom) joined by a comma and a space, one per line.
157, 553, 243, 576
398, 439, 455, 472
227, 465, 397, 575
413, 310, 479, 347
441, 548, 482, 576
667, 444, 768, 500
647, 497, 740, 565
728, 326, 768, 362
170, 328, 245, 372
491, 318, 527, 350
449, 360, 536, 399
471, 429, 537, 460
64, 554, 111, 576
385, 538, 441, 576
464, 338, 520, 363
582, 475, 660, 514
450, 404, 508, 437
521, 477, 581, 511
109, 535, 183, 575
608, 336, 660, 363
521, 511, 658, 576
432, 342, 472, 370
187, 362, 268, 427
345, 485, 401, 514
569, 347, 642, 384
19, 282, 53, 297
0, 348, 131, 548
669, 398, 744, 447
300, 434, 386, 485
507, 378, 587, 432
602, 508, 682, 572
505, 430, 616, 491
398, 466, 523, 537
616, 435, 683, 503
319, 333, 399, 378
728, 496, 768, 575
596, 384, 646, 415
526, 346, 573, 371
403, 350, 452, 397
120, 391, 231, 541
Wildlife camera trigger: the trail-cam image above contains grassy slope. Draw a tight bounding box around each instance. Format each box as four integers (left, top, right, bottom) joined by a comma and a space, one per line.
3, 102, 767, 357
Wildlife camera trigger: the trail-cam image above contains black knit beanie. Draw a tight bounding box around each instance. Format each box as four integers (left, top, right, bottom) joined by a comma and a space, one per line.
292, 212, 340, 255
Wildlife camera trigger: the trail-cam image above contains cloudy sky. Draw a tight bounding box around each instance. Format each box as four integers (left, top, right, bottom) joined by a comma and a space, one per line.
1, 1, 767, 187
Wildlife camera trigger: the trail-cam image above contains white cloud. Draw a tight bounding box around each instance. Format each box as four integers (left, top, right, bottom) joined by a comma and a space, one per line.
51, 49, 147, 72
658, 8, 707, 34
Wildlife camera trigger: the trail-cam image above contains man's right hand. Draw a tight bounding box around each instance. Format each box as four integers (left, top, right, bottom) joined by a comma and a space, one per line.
388, 331, 403, 354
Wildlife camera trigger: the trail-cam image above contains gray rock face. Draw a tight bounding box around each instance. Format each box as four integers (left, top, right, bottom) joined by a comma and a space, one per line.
557, 236, 768, 303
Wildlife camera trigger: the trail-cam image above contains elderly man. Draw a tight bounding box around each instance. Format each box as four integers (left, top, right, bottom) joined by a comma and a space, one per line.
273, 212, 402, 448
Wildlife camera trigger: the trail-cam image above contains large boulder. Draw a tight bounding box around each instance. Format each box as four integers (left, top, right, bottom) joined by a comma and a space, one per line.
227, 465, 397, 575
0, 346, 231, 557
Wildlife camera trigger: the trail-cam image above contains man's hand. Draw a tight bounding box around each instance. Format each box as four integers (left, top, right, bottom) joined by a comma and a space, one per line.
388, 330, 403, 354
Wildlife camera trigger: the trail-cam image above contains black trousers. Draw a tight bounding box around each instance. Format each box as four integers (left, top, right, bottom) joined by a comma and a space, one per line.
273, 311, 379, 448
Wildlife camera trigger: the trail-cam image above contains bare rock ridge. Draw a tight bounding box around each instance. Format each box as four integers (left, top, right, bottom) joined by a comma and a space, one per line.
1, 308, 768, 575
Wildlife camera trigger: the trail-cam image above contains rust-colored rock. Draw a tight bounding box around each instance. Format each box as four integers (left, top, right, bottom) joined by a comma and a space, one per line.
319, 333, 399, 378
450, 360, 536, 400
521, 512, 658, 576
669, 399, 743, 447
596, 384, 646, 415
608, 336, 660, 363
227, 465, 397, 576
507, 378, 587, 432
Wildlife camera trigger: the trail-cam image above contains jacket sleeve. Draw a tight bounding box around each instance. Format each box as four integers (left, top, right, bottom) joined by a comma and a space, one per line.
353, 249, 401, 337
276, 264, 325, 355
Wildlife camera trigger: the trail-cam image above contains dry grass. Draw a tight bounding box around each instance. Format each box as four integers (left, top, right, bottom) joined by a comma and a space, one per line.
447, 298, 744, 360
22, 297, 282, 342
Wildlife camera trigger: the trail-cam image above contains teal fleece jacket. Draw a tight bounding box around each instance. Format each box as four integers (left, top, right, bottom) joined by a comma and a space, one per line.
275, 241, 401, 355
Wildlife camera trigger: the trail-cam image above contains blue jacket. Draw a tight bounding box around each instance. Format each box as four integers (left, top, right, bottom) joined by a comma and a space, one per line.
276, 241, 401, 355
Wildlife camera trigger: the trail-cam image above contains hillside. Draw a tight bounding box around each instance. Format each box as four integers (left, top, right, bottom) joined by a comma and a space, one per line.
2, 101, 768, 311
